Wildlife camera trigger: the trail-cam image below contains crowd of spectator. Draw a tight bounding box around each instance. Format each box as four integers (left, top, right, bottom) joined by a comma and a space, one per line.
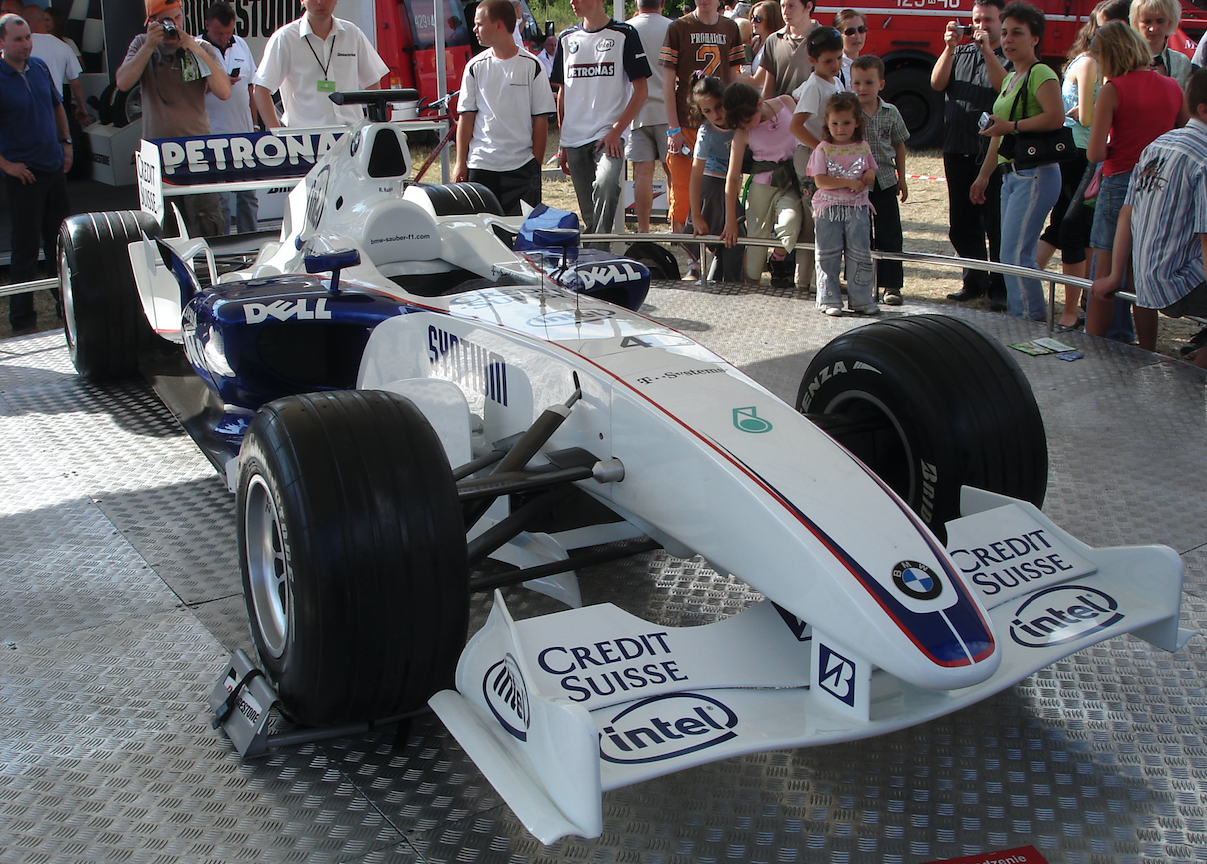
3, 0, 1205, 354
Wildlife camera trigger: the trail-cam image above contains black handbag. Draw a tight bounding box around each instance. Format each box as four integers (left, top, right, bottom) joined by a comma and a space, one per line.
997, 66, 1077, 169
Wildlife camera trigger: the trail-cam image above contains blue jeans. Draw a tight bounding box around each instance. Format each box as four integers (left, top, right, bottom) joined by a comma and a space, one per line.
219, 189, 260, 234
564, 142, 624, 239
999, 163, 1061, 320
1089, 171, 1136, 342
815, 206, 874, 310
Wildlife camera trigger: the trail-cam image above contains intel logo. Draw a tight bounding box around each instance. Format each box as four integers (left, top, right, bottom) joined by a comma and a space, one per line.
599, 692, 737, 765
1009, 585, 1124, 648
526, 308, 616, 327
483, 654, 530, 741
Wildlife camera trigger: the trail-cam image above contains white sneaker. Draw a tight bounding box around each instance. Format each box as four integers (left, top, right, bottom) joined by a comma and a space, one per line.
823, 306, 844, 317
850, 303, 880, 315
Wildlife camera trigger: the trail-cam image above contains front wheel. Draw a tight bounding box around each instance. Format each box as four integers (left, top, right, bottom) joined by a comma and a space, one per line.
798, 315, 1047, 541
236, 390, 469, 727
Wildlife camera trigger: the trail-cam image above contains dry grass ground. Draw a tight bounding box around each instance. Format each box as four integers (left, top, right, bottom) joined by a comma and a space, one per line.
4, 140, 1200, 363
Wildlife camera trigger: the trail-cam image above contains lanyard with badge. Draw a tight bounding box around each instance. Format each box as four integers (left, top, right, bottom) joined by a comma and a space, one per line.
304, 33, 337, 92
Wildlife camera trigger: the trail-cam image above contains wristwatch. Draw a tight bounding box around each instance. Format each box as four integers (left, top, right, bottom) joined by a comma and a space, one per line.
60, 138, 72, 145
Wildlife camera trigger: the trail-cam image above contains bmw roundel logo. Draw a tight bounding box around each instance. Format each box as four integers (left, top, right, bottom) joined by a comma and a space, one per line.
892, 560, 942, 600
569, 40, 579, 53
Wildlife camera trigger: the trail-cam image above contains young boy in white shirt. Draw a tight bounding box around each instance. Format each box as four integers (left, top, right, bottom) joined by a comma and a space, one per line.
789, 26, 844, 152
453, 0, 556, 215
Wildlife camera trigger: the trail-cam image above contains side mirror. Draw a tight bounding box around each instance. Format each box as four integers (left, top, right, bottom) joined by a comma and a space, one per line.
304, 248, 360, 293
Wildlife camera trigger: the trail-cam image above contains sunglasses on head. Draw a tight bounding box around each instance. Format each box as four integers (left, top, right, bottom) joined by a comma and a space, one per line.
842, 24, 868, 35
809, 26, 841, 45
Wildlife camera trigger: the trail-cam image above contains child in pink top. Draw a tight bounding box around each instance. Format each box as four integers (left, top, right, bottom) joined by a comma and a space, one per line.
720, 82, 803, 285
807, 92, 878, 315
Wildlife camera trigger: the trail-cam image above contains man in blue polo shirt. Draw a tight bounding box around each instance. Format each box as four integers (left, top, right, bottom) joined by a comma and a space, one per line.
0, 12, 70, 333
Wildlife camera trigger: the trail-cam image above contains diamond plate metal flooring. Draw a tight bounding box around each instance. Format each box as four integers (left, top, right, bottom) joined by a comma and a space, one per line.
1, 288, 1205, 864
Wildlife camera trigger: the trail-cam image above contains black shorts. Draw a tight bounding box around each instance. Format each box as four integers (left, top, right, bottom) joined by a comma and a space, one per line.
468, 160, 541, 217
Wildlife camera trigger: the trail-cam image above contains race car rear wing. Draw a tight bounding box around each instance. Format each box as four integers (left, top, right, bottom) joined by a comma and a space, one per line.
134, 120, 446, 227
430, 487, 1191, 844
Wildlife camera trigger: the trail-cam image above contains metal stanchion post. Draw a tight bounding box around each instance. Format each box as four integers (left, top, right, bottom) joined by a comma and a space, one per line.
697, 239, 706, 285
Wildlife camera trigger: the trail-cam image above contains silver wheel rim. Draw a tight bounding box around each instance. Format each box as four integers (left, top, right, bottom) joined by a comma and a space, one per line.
60, 248, 76, 350
245, 474, 290, 659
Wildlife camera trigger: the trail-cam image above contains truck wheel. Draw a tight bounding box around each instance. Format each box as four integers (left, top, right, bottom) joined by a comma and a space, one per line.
797, 314, 1047, 541
58, 210, 161, 381
883, 67, 944, 149
236, 390, 469, 728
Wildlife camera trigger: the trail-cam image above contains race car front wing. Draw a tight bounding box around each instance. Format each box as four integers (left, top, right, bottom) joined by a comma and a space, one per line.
429, 488, 1191, 843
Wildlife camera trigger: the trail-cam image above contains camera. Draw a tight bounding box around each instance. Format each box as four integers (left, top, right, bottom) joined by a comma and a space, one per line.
160, 19, 177, 37
961, 25, 974, 36
978, 112, 993, 131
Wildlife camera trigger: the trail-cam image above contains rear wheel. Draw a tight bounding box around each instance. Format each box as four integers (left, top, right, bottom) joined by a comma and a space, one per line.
58, 210, 162, 380
798, 314, 1047, 541
883, 66, 944, 150
236, 390, 469, 727
623, 241, 681, 281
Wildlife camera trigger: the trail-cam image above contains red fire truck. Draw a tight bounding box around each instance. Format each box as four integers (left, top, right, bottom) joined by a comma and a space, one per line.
820, 0, 1207, 147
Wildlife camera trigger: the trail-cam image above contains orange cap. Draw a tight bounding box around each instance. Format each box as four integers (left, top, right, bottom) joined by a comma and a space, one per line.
145, 0, 181, 23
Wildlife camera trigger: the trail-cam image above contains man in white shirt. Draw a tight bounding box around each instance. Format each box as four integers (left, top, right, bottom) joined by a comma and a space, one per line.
625, 0, 671, 234
252, 0, 387, 128
535, 32, 556, 78
203, 1, 258, 233
24, 5, 86, 126
453, 0, 555, 216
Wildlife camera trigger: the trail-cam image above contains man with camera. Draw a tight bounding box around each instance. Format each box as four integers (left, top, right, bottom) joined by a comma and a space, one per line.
118, 0, 230, 237
930, 0, 1008, 309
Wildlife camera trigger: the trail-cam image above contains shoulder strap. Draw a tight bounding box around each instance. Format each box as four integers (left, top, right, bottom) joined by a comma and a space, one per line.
1008, 65, 1033, 121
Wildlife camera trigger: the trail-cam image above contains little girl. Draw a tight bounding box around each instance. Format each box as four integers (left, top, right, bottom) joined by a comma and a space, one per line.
807, 91, 878, 316
720, 82, 802, 286
688, 75, 744, 282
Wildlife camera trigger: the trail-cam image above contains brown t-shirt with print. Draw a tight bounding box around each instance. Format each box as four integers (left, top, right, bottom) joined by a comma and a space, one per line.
659, 13, 744, 130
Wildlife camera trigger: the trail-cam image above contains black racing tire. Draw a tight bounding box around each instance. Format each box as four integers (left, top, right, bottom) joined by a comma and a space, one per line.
797, 314, 1047, 541
623, 241, 680, 281
58, 210, 162, 381
236, 390, 469, 727
883, 66, 944, 150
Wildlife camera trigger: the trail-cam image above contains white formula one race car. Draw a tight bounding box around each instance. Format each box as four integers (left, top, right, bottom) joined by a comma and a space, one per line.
56, 91, 1191, 845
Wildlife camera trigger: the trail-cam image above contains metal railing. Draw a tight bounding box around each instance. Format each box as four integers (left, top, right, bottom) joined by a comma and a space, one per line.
7, 232, 1201, 336
581, 231, 1158, 335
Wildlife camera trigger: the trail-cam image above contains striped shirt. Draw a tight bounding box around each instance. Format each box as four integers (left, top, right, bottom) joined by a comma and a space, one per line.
863, 97, 908, 190
1125, 119, 1207, 310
